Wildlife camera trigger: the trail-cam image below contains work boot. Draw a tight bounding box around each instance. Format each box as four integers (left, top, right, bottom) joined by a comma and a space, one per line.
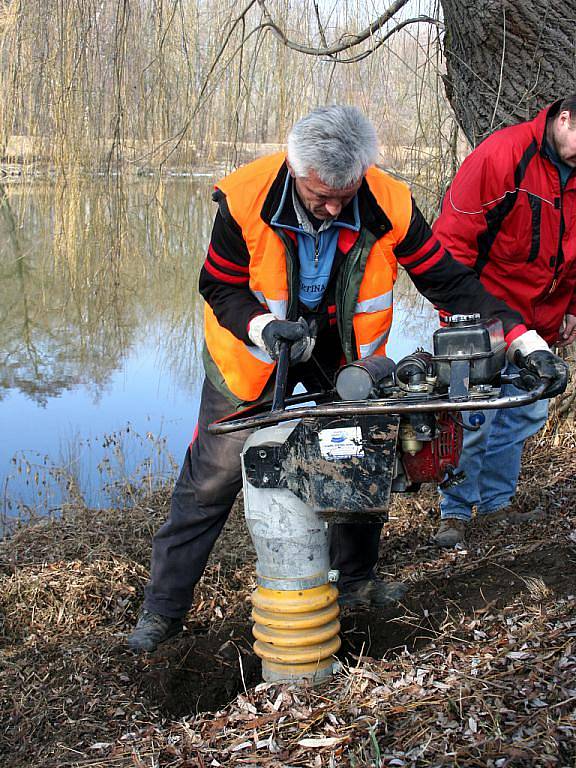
338, 578, 407, 609
127, 610, 183, 652
434, 518, 467, 548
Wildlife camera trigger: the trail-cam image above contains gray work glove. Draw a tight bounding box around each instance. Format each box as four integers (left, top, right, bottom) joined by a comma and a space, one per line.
248, 313, 316, 364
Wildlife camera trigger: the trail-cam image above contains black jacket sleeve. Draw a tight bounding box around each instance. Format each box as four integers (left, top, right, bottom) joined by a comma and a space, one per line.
198, 193, 266, 344
394, 199, 526, 337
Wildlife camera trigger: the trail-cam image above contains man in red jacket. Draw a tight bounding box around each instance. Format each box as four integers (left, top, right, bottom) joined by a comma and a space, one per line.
433, 95, 576, 548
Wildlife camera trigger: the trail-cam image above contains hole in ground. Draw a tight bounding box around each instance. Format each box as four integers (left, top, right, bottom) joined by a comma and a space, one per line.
138, 621, 261, 718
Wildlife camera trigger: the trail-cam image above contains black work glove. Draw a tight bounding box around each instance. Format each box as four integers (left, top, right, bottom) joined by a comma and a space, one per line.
248, 313, 317, 364
514, 349, 569, 398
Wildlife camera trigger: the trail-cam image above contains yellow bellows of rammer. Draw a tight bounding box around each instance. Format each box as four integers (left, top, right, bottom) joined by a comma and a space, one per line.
251, 583, 341, 682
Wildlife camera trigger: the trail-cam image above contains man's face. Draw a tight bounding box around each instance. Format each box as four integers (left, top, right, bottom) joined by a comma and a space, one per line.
552, 110, 576, 167
289, 165, 362, 220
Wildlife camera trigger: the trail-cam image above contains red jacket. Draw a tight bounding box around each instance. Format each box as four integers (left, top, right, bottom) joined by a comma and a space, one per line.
433, 101, 576, 344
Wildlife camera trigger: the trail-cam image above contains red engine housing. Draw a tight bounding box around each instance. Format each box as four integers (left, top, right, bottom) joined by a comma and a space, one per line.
400, 413, 463, 484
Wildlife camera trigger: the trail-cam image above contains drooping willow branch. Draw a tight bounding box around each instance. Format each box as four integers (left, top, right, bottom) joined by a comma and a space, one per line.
148, 1, 264, 168
134, 0, 443, 167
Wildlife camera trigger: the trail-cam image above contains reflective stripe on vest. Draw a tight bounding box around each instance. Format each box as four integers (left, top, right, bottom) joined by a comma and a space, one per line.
359, 329, 391, 358
204, 153, 411, 401
355, 289, 393, 314
251, 290, 287, 319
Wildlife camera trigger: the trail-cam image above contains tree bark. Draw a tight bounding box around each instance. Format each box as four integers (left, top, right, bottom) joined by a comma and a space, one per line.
440, 0, 576, 145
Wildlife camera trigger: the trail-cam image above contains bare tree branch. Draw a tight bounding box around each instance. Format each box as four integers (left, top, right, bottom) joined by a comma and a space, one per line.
256, 0, 413, 56
147, 16, 273, 169
329, 15, 441, 64
151, 0, 260, 169
312, 1, 328, 49
489, 3, 506, 131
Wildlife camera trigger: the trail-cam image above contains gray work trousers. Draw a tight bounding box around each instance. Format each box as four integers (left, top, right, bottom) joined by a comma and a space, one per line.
144, 377, 383, 618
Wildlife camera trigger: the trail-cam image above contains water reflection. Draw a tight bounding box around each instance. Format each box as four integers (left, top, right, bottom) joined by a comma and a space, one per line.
1, 177, 211, 517
0, 178, 209, 404
0, 177, 437, 520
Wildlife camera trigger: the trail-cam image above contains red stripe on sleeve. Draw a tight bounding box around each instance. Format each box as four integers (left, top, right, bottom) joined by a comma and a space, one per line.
398, 236, 439, 267
407, 246, 445, 275
204, 260, 250, 284
504, 324, 529, 348
208, 244, 249, 274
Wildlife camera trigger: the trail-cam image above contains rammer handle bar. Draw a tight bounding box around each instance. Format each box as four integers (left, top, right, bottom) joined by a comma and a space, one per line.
208, 380, 548, 435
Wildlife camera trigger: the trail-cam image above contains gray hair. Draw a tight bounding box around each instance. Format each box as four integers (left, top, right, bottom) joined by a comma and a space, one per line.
287, 105, 379, 188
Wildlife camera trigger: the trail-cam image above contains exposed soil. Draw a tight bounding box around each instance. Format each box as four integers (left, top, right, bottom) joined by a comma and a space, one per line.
136, 618, 260, 717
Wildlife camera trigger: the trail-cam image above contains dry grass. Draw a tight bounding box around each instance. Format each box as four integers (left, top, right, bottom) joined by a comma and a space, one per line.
1, 419, 575, 767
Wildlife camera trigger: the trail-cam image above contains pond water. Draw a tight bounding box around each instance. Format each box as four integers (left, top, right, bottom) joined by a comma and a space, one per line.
0, 176, 437, 521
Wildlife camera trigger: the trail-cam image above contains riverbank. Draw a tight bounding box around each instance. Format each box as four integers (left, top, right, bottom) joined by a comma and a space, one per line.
1, 416, 575, 767
0, 135, 453, 186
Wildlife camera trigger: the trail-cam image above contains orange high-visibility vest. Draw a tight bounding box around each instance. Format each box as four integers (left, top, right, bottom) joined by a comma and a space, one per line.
204, 153, 412, 402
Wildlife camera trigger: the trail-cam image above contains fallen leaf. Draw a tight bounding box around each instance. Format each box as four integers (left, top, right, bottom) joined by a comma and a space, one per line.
298, 737, 344, 748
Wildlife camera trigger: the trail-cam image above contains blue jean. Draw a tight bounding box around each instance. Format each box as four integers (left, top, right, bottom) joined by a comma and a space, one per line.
440, 365, 549, 521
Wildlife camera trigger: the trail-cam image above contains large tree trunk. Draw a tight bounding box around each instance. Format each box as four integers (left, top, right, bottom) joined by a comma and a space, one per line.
440, 0, 576, 145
